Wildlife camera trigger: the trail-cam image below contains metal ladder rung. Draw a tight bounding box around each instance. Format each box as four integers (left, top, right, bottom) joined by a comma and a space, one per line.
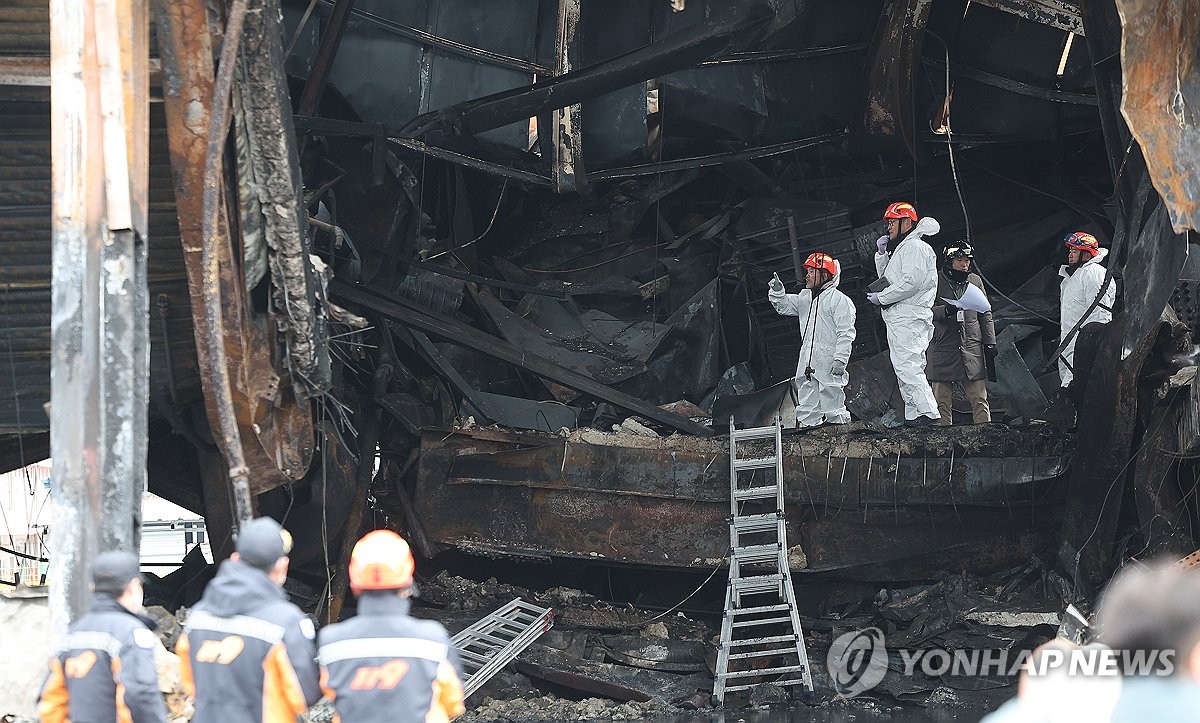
733, 457, 778, 471
730, 426, 777, 442
729, 603, 791, 615
721, 664, 808, 680
726, 634, 798, 647
457, 649, 491, 664
717, 416, 813, 704
732, 573, 784, 590
732, 615, 794, 628
452, 598, 555, 699
724, 678, 809, 693
728, 646, 803, 661
732, 513, 782, 534
732, 544, 781, 565
732, 485, 779, 501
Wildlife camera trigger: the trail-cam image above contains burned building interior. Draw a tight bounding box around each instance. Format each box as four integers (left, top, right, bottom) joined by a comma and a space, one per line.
6, 0, 1200, 712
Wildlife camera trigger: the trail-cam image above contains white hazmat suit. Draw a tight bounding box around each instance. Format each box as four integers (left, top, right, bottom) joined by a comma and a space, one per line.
1058, 247, 1114, 387
769, 261, 857, 427
874, 216, 941, 421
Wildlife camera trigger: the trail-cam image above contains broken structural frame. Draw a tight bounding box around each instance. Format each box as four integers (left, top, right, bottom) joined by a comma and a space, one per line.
330, 280, 714, 437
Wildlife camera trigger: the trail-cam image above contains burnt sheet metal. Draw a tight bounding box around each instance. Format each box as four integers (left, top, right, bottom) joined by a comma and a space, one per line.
1115, 0, 1200, 233
1120, 202, 1189, 361
857, 0, 933, 155
288, 0, 541, 151
844, 350, 903, 423
601, 636, 707, 673
415, 0, 782, 139
1061, 311, 1183, 584
475, 290, 646, 387
402, 327, 579, 432
412, 426, 1071, 579
235, 0, 329, 399
157, 0, 313, 494
993, 325, 1050, 421
517, 644, 711, 703
710, 378, 793, 430
970, 0, 1083, 35
334, 280, 713, 435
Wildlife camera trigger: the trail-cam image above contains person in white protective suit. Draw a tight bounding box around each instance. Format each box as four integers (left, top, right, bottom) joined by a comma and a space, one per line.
1058, 231, 1115, 387
867, 201, 941, 427
768, 251, 857, 428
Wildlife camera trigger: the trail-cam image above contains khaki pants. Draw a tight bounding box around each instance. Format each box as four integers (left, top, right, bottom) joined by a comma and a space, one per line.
931, 380, 990, 424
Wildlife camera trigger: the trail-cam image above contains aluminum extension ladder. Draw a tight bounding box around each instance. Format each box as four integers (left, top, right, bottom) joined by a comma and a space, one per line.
451, 598, 555, 698
713, 415, 813, 704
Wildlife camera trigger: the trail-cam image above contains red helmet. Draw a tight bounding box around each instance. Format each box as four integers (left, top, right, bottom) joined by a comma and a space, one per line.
1064, 232, 1099, 258
883, 202, 918, 223
803, 252, 837, 276
349, 530, 415, 593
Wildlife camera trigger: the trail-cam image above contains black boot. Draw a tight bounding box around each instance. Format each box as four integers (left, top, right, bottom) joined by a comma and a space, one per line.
904, 415, 938, 428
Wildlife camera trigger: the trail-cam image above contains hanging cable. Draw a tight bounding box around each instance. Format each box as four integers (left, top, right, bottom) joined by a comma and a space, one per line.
925, 31, 1058, 326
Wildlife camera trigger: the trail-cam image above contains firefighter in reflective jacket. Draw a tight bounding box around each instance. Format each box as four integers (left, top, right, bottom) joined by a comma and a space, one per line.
318, 530, 465, 723
39, 551, 168, 723
178, 517, 321, 723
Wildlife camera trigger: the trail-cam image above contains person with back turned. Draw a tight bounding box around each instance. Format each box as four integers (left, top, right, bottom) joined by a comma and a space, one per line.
318, 530, 465, 723
178, 516, 321, 723
38, 551, 167, 723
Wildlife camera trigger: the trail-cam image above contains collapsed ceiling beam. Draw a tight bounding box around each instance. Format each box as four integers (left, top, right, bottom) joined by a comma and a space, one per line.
314, 0, 551, 75
403, 0, 777, 138
331, 281, 715, 437
970, 0, 1084, 36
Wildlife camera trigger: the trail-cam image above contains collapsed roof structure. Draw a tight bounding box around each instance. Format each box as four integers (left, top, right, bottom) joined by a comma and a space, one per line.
3, 0, 1200, 639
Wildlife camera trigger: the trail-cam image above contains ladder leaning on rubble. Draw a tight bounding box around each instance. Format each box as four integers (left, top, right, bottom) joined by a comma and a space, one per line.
451, 598, 555, 698
713, 415, 813, 704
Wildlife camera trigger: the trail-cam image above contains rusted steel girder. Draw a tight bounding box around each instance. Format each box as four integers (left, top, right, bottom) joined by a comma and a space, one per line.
971, 0, 1084, 35
404, 0, 782, 139
856, 0, 934, 157
1115, 0, 1200, 233
49, 0, 150, 632
410, 427, 1071, 579
297, 0, 355, 118
155, 0, 314, 499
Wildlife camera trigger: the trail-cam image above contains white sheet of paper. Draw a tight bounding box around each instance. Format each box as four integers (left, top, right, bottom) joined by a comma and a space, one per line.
942, 283, 991, 313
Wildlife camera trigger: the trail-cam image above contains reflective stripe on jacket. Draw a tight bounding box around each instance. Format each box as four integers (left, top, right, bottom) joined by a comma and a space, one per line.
318, 593, 465, 723
38, 594, 167, 723
179, 559, 320, 723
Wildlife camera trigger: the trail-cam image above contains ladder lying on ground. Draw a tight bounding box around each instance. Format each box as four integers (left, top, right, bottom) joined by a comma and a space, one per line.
451, 598, 555, 698
713, 415, 813, 704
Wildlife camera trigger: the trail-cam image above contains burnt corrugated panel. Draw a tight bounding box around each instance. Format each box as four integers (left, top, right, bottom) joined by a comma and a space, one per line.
0, 101, 201, 433
0, 0, 49, 56
292, 0, 541, 152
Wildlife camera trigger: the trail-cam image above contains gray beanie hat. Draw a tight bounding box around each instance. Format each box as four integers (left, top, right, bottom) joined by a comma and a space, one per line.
91, 551, 141, 595
236, 517, 292, 571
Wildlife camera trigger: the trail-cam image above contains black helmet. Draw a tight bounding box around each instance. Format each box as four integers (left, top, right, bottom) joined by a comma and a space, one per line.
943, 243, 974, 260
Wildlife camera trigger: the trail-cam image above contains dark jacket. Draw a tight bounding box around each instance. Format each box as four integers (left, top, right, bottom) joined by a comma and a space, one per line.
927, 270, 996, 382
318, 592, 465, 723
38, 594, 167, 723
178, 559, 321, 723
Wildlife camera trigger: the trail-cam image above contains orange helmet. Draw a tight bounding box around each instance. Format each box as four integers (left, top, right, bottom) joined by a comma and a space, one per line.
803, 252, 837, 276
349, 530, 415, 593
883, 202, 918, 223
1064, 231, 1099, 258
